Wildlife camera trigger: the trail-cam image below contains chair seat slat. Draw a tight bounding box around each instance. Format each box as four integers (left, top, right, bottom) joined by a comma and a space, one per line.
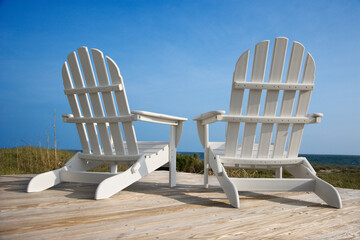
220, 157, 304, 166
78, 153, 142, 162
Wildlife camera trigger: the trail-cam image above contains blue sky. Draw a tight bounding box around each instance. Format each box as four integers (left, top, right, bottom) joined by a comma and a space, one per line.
0, 0, 359, 155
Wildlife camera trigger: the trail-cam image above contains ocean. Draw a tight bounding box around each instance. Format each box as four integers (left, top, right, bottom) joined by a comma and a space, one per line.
179, 152, 360, 168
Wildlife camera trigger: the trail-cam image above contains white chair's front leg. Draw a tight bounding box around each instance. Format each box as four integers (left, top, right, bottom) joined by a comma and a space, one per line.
203, 125, 209, 188
209, 154, 240, 208
169, 125, 176, 187
196, 121, 210, 188
27, 152, 93, 192
275, 167, 283, 178
286, 163, 342, 209
27, 167, 65, 192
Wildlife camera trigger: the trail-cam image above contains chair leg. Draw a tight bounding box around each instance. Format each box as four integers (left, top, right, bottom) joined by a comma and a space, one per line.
300, 164, 342, 208
27, 167, 64, 192
313, 174, 342, 208
209, 154, 240, 208
96, 148, 169, 199
95, 163, 142, 199
275, 166, 283, 178
27, 153, 103, 193
169, 126, 176, 187
285, 163, 342, 209
203, 147, 209, 188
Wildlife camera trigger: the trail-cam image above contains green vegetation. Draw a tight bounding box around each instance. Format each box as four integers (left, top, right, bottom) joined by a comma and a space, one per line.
0, 147, 74, 175
1, 147, 359, 189
0, 147, 129, 174
313, 165, 360, 189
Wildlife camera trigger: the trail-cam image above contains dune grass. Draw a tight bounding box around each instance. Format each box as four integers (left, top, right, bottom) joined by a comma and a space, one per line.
0, 147, 359, 189
0, 146, 74, 175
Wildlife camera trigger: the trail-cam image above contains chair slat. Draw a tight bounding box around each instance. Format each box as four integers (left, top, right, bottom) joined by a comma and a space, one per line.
224, 50, 249, 157
241, 40, 269, 158
77, 47, 112, 155
258, 37, 288, 158
91, 49, 125, 155
66, 52, 101, 154
107, 57, 139, 155
62, 63, 91, 153
287, 53, 315, 157
273, 42, 304, 158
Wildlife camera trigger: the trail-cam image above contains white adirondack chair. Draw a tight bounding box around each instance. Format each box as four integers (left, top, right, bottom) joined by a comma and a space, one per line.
193, 37, 342, 208
27, 47, 187, 199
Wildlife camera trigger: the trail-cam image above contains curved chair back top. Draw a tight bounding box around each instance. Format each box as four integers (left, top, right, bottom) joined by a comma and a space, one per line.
225, 37, 316, 158
62, 47, 139, 156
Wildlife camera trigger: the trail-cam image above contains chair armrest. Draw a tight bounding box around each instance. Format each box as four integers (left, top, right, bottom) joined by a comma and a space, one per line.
193, 111, 225, 149
62, 114, 74, 122
62, 111, 188, 125
131, 110, 187, 126
192, 110, 226, 121
307, 113, 324, 123
132, 110, 186, 147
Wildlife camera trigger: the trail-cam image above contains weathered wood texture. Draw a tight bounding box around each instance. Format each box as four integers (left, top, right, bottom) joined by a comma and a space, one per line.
1, 172, 359, 239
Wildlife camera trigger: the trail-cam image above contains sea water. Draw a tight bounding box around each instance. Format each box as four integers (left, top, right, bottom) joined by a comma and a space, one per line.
179, 152, 360, 168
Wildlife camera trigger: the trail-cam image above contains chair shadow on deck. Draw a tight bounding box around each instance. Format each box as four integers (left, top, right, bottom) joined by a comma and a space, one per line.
3, 175, 329, 209
2, 176, 98, 200
238, 191, 331, 209
4, 176, 228, 207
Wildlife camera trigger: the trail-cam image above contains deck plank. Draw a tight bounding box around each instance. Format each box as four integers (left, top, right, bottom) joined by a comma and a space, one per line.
0, 171, 359, 239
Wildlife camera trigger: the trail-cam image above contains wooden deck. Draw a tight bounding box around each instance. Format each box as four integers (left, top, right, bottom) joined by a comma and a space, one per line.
1, 171, 359, 239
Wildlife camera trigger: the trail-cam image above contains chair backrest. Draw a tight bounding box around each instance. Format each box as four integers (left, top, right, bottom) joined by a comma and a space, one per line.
62, 47, 139, 156
224, 37, 315, 159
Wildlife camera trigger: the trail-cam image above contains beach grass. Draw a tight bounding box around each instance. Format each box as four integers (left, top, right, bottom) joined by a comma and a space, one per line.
0, 147, 359, 189
0, 146, 73, 175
